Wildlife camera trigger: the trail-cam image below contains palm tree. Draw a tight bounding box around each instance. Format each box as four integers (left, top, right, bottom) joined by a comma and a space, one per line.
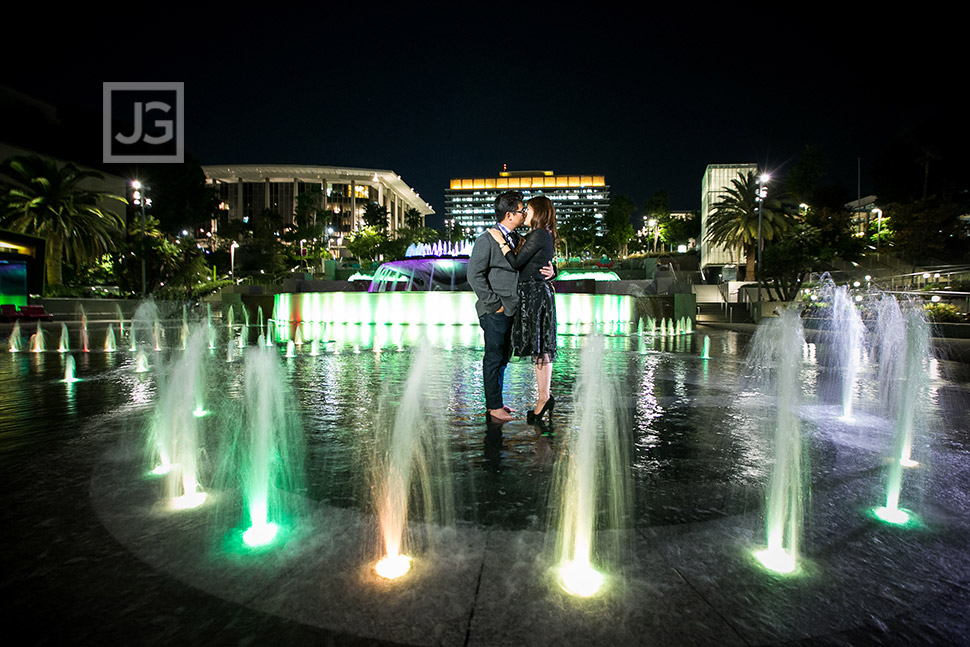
0, 155, 126, 287
705, 170, 796, 279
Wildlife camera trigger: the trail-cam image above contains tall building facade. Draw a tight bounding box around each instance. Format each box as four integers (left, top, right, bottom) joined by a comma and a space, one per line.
700, 163, 758, 269
203, 165, 433, 242
444, 170, 610, 237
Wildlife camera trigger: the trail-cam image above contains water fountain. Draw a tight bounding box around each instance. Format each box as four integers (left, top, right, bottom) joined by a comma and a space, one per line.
227, 345, 307, 547
62, 355, 79, 383
58, 323, 70, 352
819, 279, 866, 420
748, 307, 807, 574
554, 336, 632, 596
104, 324, 117, 352
148, 329, 208, 509
206, 303, 216, 350
30, 322, 45, 353
80, 310, 89, 352
374, 344, 451, 579
701, 335, 711, 359
134, 350, 150, 373
874, 303, 930, 525
8, 321, 21, 352
132, 302, 160, 353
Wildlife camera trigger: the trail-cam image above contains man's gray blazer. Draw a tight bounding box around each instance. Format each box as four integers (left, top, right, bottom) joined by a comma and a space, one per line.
467, 229, 518, 319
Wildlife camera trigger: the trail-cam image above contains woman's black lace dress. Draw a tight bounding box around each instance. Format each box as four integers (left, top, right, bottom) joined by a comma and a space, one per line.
504, 228, 557, 364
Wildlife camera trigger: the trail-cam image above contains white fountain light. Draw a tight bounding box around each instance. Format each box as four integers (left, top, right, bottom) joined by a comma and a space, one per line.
874, 506, 910, 525
375, 554, 411, 580
754, 547, 797, 574
560, 560, 604, 597
171, 491, 208, 510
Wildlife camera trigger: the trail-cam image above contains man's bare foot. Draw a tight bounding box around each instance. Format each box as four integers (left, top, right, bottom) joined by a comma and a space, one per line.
503, 405, 517, 413
487, 407, 513, 421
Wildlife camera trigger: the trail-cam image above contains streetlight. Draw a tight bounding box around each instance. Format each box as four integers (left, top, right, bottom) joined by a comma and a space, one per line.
756, 173, 770, 305
132, 180, 150, 295
648, 219, 657, 253
230, 241, 239, 279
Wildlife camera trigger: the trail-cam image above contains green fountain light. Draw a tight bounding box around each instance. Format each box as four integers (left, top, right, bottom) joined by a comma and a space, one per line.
242, 521, 280, 547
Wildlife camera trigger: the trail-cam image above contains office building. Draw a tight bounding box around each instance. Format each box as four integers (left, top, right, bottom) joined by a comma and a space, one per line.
700, 163, 758, 269
203, 165, 433, 243
444, 170, 609, 236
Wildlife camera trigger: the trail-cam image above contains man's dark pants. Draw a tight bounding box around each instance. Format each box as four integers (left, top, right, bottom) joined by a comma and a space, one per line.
480, 311, 513, 411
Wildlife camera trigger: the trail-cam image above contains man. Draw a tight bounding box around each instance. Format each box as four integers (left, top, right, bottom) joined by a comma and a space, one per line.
467, 191, 553, 421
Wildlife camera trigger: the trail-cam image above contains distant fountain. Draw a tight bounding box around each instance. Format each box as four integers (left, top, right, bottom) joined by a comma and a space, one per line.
374, 345, 451, 579
181, 305, 190, 351
701, 335, 711, 359
554, 336, 632, 596
62, 355, 80, 383
285, 340, 295, 358
817, 279, 865, 420
115, 303, 125, 339
58, 323, 70, 353
30, 322, 45, 353
748, 307, 806, 574
132, 302, 160, 353
104, 324, 117, 352
80, 311, 89, 352
240, 307, 249, 349
206, 303, 216, 350
8, 321, 22, 352
148, 330, 208, 509
134, 350, 150, 373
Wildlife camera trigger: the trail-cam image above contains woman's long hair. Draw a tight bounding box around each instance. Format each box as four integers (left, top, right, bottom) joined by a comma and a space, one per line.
527, 195, 558, 247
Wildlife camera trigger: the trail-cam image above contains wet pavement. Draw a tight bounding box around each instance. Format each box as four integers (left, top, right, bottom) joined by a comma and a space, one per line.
3, 322, 970, 646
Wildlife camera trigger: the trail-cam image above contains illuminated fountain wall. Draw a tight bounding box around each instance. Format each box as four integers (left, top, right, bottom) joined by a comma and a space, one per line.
272, 291, 636, 344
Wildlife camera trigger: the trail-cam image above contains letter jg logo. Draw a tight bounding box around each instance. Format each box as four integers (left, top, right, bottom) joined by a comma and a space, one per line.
103, 82, 184, 163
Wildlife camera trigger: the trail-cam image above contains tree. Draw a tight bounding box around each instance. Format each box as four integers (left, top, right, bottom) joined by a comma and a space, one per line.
403, 206, 423, 229
559, 212, 597, 258
346, 228, 383, 266
760, 224, 820, 301
884, 198, 961, 266
294, 186, 326, 229
659, 212, 700, 250
602, 194, 636, 256
0, 155, 126, 287
705, 171, 797, 279
362, 202, 389, 236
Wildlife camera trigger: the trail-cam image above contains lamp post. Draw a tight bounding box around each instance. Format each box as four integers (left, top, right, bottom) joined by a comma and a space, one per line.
755, 173, 770, 306
131, 181, 152, 295
648, 219, 658, 253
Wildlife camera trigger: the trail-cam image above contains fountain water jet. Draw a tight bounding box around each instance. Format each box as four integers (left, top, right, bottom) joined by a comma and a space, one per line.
748, 308, 806, 574
30, 322, 45, 352
62, 355, 80, 383
874, 304, 930, 525
227, 345, 307, 547
8, 321, 22, 352
104, 324, 117, 352
148, 329, 208, 508
374, 344, 451, 579
58, 323, 70, 352
554, 336, 632, 596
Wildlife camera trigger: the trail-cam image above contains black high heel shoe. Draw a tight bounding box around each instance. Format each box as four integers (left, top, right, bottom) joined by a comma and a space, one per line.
527, 394, 555, 424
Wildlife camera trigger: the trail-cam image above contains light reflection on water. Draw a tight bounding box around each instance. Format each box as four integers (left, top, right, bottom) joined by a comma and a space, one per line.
2, 325, 970, 531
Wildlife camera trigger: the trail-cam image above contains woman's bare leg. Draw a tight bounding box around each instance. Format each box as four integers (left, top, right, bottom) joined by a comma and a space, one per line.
535, 359, 552, 413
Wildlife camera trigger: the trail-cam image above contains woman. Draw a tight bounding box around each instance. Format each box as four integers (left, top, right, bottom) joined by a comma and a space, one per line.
490, 195, 558, 423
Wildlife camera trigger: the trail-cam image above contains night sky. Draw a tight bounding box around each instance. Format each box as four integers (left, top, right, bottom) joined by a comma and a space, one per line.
5, 3, 963, 229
